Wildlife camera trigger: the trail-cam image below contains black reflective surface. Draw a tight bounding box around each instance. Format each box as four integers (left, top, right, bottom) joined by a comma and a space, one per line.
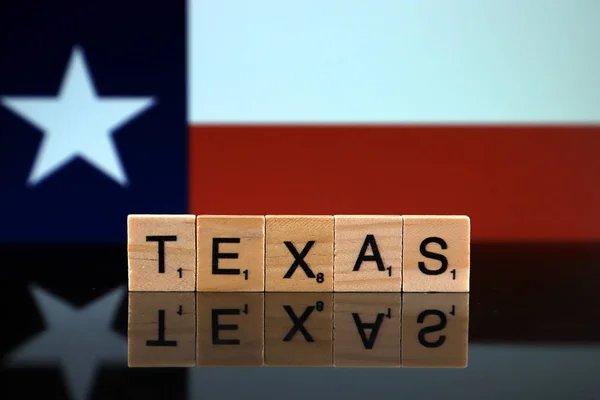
1, 243, 599, 399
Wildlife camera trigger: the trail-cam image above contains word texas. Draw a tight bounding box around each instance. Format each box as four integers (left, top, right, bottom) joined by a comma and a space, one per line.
127, 214, 470, 293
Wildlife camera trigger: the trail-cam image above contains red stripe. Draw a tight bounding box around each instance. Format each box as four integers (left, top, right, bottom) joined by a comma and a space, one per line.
189, 125, 600, 242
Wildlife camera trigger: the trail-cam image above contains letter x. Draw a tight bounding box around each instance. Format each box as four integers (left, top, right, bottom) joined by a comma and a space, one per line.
283, 241, 316, 278
283, 305, 315, 342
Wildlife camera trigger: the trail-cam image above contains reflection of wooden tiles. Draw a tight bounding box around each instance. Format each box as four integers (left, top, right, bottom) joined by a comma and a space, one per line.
401, 293, 469, 368
128, 293, 469, 368
196, 293, 264, 366
128, 214, 469, 293
265, 293, 333, 366
334, 293, 401, 367
127, 292, 196, 367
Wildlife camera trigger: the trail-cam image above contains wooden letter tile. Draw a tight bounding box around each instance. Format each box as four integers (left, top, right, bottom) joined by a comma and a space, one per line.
402, 293, 469, 368
402, 215, 470, 292
334, 293, 401, 367
265, 293, 333, 366
128, 292, 196, 367
128, 214, 196, 292
196, 215, 265, 292
196, 293, 264, 366
265, 215, 334, 292
334, 215, 402, 292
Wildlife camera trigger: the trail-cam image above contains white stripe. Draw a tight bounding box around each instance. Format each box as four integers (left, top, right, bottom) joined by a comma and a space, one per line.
188, 0, 600, 123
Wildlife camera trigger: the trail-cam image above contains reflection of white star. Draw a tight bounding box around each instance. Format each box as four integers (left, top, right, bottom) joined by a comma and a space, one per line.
1, 46, 155, 186
5, 285, 127, 400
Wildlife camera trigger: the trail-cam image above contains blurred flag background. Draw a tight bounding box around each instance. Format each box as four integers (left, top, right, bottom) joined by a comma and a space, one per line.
1, 0, 599, 243
1, 3, 600, 400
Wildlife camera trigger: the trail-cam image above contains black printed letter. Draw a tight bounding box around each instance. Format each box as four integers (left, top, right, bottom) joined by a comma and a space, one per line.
283, 305, 315, 342
418, 237, 448, 275
212, 238, 241, 275
146, 235, 177, 273
283, 241, 316, 278
212, 309, 240, 345
417, 309, 447, 348
352, 313, 385, 349
353, 234, 385, 271
146, 310, 177, 347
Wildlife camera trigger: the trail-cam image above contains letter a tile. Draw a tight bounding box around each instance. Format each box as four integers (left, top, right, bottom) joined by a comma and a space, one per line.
196, 215, 265, 292
265, 215, 334, 292
402, 215, 470, 292
128, 214, 196, 291
334, 215, 402, 292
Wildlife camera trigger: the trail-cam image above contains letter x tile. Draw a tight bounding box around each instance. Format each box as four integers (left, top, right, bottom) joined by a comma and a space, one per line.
265, 215, 334, 292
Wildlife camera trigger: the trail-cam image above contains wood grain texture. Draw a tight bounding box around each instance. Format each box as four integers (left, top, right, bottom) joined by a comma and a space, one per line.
265, 293, 333, 366
333, 293, 401, 367
127, 292, 196, 367
401, 293, 469, 368
196, 293, 264, 366
196, 215, 265, 292
128, 214, 196, 292
265, 215, 334, 292
334, 215, 402, 292
402, 215, 470, 292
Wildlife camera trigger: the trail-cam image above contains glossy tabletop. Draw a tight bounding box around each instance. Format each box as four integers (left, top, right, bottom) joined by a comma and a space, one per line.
0, 242, 599, 400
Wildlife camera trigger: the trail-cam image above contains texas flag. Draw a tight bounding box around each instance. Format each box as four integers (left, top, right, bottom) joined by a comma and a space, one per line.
1, 0, 599, 242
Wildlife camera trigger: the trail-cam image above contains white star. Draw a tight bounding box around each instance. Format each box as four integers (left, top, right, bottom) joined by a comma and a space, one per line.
5, 285, 127, 400
1, 46, 155, 186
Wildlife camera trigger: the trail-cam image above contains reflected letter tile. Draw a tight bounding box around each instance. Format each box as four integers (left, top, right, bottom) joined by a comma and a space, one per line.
196, 293, 264, 366
334, 293, 401, 367
128, 292, 196, 367
402, 293, 469, 368
265, 215, 334, 292
128, 214, 196, 291
265, 293, 333, 366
